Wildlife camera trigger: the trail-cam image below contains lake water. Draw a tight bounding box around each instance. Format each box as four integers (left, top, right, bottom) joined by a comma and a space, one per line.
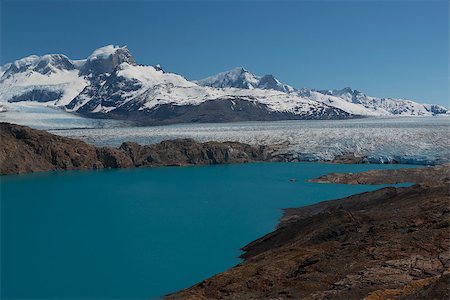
1, 162, 416, 299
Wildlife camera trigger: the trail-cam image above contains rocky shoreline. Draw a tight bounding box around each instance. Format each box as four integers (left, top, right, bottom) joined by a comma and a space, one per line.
168, 165, 449, 299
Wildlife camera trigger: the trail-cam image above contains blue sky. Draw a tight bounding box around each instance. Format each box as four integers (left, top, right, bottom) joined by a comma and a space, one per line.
1, 0, 448, 105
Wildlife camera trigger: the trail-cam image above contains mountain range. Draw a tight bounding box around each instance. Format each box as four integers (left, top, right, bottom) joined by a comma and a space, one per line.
0, 45, 448, 125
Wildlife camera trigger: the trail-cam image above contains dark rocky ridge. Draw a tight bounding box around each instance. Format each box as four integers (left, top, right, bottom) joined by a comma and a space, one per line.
10, 89, 63, 103
0, 122, 282, 175
168, 165, 450, 299
85, 98, 355, 126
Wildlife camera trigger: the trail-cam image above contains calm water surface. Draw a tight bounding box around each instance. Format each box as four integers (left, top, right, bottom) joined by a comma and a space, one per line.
1, 162, 415, 299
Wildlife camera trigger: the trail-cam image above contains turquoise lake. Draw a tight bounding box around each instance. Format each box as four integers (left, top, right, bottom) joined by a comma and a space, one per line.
1, 162, 416, 299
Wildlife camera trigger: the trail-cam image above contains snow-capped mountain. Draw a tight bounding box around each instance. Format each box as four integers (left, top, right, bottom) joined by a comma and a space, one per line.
196, 67, 296, 93
0, 54, 88, 106
66, 60, 348, 124
317, 87, 449, 116
79, 45, 137, 76
0, 45, 448, 125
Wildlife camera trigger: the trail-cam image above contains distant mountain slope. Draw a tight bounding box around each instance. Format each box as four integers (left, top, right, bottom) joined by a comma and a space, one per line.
0, 45, 448, 125
317, 87, 449, 116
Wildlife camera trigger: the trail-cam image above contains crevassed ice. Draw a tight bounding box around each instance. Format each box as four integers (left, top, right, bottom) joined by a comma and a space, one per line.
55, 117, 450, 165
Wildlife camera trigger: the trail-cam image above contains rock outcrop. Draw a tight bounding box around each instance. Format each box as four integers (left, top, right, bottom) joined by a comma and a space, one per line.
0, 122, 276, 175
167, 165, 450, 299
310, 164, 450, 185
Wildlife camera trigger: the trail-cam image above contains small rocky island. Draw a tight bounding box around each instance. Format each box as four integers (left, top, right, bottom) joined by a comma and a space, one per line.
1, 122, 448, 299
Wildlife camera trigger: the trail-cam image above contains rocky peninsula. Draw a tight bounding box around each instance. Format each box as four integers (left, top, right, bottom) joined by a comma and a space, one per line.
168, 165, 449, 299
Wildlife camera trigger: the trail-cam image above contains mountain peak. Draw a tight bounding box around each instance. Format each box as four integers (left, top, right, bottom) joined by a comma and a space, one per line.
259, 74, 296, 93
195, 67, 259, 89
319, 87, 363, 96
153, 64, 164, 72
196, 68, 295, 92
230, 66, 248, 73
2, 53, 75, 77
80, 45, 136, 76
12, 55, 40, 68
88, 45, 129, 60
34, 54, 76, 74
220, 67, 253, 79
340, 87, 354, 93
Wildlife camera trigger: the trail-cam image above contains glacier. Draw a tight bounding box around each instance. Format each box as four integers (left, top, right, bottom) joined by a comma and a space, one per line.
51, 117, 450, 165
0, 103, 448, 165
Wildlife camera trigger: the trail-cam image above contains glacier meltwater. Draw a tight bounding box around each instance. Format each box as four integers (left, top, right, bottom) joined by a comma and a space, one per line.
1, 162, 416, 299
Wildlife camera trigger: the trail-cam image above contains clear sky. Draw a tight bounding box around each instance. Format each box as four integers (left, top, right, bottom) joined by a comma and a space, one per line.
1, 0, 449, 105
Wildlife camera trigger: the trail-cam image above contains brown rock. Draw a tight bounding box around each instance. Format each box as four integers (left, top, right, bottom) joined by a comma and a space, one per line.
310, 164, 450, 185
0, 122, 104, 174
0, 122, 278, 175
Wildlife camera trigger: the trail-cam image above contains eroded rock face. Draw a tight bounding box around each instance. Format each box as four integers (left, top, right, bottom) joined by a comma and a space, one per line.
119, 140, 272, 166
10, 89, 64, 103
0, 122, 104, 174
0, 122, 275, 175
167, 167, 450, 299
